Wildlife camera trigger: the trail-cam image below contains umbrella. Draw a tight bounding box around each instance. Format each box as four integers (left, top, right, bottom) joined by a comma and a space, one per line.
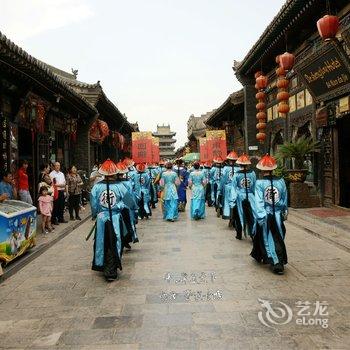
181, 153, 200, 162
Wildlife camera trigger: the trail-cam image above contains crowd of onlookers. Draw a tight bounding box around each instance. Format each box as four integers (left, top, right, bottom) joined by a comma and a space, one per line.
0, 161, 87, 235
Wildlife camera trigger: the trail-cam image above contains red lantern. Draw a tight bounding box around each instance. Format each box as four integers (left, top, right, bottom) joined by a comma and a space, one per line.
256, 122, 267, 130
256, 111, 267, 120
256, 132, 266, 143
317, 15, 339, 41
279, 52, 295, 71
256, 102, 266, 111
89, 119, 110, 143
254, 71, 263, 79
276, 67, 286, 77
277, 91, 290, 101
277, 78, 289, 89
256, 75, 268, 90
255, 91, 266, 100
278, 102, 290, 114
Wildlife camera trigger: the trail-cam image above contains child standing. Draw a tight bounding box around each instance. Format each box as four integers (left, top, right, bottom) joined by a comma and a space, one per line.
38, 186, 53, 234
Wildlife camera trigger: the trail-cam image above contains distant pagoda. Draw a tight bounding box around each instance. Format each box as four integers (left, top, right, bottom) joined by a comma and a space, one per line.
152, 124, 176, 159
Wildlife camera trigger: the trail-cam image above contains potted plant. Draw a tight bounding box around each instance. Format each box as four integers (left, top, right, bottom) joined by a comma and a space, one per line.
277, 136, 318, 183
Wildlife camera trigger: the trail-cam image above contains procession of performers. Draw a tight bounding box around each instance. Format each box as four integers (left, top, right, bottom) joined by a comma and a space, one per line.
89, 152, 288, 282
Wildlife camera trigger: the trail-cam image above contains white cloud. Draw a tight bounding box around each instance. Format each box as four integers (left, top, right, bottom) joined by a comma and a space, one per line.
0, 0, 93, 41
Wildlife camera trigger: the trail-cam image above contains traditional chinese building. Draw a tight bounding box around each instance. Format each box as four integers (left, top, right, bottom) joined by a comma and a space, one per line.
234, 0, 350, 207
205, 90, 245, 154
0, 31, 97, 198
152, 124, 176, 159
187, 110, 215, 153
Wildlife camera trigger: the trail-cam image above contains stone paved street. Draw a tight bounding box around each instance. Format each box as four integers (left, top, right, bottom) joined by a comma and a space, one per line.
0, 205, 350, 350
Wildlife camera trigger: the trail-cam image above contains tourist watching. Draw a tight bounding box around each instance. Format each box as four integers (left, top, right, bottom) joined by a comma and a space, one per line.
50, 162, 67, 225
17, 160, 33, 205
0, 171, 17, 200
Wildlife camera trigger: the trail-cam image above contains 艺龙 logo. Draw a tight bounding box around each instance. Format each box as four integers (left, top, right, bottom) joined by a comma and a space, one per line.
257, 298, 293, 328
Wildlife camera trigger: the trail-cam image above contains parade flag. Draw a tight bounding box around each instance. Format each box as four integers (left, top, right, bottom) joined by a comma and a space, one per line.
132, 132, 153, 163
206, 130, 227, 161
199, 137, 209, 163
152, 137, 160, 163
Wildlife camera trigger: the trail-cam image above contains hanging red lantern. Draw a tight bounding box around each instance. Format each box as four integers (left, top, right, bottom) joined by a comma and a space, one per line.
277, 78, 289, 89
255, 91, 266, 100
276, 67, 286, 77
278, 102, 290, 114
256, 122, 267, 130
279, 52, 295, 71
255, 75, 268, 90
256, 132, 266, 143
277, 91, 290, 101
256, 111, 267, 120
254, 71, 263, 79
317, 15, 339, 41
256, 102, 266, 111
89, 119, 110, 143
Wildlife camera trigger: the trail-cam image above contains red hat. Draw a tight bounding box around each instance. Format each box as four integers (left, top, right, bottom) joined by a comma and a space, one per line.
227, 150, 239, 160
98, 159, 119, 176
236, 154, 251, 165
123, 158, 135, 167
136, 163, 147, 172
213, 156, 224, 164
257, 154, 277, 171
116, 161, 128, 174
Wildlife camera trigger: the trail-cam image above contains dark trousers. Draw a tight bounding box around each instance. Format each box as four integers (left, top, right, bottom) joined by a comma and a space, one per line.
52, 191, 65, 222
68, 193, 81, 218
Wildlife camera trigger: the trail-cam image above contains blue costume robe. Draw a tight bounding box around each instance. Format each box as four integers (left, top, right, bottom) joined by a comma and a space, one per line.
202, 167, 212, 206
148, 167, 158, 207
233, 169, 257, 238
90, 179, 135, 275
189, 170, 206, 220
174, 166, 189, 210
210, 166, 223, 210
135, 172, 152, 219
219, 165, 240, 219
160, 170, 179, 221
251, 176, 288, 267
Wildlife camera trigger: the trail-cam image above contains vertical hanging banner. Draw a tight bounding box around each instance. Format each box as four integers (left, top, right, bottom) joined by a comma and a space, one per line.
199, 137, 209, 163
152, 137, 160, 163
132, 132, 153, 163
206, 130, 227, 160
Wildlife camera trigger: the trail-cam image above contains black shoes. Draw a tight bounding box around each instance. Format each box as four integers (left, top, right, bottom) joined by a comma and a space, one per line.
70, 215, 75, 221
76, 216, 82, 220
273, 263, 284, 275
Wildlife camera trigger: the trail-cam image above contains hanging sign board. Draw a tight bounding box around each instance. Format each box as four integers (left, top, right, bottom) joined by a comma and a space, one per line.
206, 130, 227, 161
294, 41, 350, 102
199, 137, 209, 163
132, 132, 153, 163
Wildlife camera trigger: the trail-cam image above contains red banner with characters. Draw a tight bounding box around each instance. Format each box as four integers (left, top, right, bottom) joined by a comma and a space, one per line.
206, 130, 227, 160
132, 132, 153, 163
152, 137, 160, 163
199, 137, 209, 162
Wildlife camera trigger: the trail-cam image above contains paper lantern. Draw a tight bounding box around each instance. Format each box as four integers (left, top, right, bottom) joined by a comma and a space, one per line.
276, 67, 286, 77
317, 15, 339, 41
256, 75, 268, 90
256, 122, 267, 130
254, 71, 263, 79
255, 91, 266, 100
256, 102, 266, 111
256, 132, 266, 143
277, 91, 290, 101
277, 78, 289, 89
279, 52, 295, 71
278, 102, 290, 114
256, 111, 267, 120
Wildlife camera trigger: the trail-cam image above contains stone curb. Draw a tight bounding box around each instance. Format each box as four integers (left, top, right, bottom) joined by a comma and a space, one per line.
0, 214, 92, 282
288, 210, 350, 254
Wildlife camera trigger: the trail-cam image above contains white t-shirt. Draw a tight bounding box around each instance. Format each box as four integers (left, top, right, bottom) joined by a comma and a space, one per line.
50, 170, 66, 190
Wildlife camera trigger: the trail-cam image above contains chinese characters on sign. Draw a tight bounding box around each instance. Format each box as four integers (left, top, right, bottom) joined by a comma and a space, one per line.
160, 272, 223, 303
206, 130, 227, 161
132, 132, 153, 163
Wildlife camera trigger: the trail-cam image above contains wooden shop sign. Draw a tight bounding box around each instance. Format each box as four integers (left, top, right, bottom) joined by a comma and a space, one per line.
294, 40, 350, 102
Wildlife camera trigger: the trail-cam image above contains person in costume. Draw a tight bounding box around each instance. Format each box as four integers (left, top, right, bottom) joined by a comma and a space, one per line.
233, 154, 257, 240
203, 162, 212, 206
210, 157, 224, 216
147, 164, 158, 208
123, 158, 138, 223
160, 162, 180, 222
135, 163, 152, 219
117, 161, 139, 247
174, 159, 189, 212
219, 151, 240, 220
188, 162, 207, 220
90, 160, 136, 281
251, 154, 288, 275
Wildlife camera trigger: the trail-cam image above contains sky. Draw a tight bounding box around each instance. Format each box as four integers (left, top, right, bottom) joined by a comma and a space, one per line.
1, 0, 285, 148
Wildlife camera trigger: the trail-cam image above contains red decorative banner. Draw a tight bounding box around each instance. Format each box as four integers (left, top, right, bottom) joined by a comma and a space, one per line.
206, 130, 227, 161
152, 137, 160, 163
199, 137, 209, 162
132, 132, 153, 163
